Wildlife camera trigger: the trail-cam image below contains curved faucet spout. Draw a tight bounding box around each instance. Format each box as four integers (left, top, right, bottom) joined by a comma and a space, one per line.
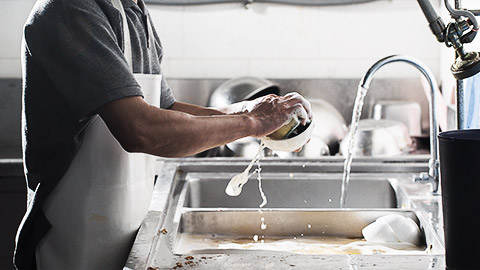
359, 55, 440, 194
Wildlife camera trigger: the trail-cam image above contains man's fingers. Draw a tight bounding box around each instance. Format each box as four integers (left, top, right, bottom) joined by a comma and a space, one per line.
285, 92, 313, 120
292, 104, 309, 125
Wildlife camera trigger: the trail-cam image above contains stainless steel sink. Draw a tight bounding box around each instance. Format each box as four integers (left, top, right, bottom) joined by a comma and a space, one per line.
183, 177, 399, 208
126, 159, 445, 269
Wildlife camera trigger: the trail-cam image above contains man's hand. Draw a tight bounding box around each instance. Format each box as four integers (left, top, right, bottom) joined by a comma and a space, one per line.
246, 93, 312, 138
284, 92, 313, 124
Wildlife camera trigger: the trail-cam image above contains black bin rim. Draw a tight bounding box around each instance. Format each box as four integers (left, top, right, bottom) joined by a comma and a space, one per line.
438, 129, 480, 143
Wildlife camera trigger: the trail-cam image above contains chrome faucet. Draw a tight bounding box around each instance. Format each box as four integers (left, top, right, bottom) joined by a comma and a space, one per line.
359, 55, 440, 194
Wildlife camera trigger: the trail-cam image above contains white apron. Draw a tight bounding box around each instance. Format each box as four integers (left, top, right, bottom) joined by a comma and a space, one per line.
35, 0, 161, 269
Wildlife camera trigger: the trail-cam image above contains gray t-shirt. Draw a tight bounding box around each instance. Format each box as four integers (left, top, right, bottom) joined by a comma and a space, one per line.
15, 0, 175, 268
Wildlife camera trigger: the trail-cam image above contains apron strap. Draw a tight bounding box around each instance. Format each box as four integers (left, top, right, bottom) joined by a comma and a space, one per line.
146, 12, 154, 49
110, 0, 133, 71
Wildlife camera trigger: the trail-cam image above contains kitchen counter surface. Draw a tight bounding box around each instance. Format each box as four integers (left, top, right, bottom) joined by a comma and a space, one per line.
148, 254, 444, 269
126, 156, 445, 270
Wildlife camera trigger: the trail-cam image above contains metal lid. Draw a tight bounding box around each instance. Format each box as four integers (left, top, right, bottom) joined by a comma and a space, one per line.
208, 76, 280, 107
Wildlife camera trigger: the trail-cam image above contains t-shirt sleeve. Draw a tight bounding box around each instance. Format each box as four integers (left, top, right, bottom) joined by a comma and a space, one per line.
24, 0, 142, 120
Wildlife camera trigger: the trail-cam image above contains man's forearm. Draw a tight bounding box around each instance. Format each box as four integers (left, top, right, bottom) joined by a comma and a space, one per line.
168, 101, 250, 116
99, 97, 258, 158
140, 106, 257, 157
167, 102, 225, 116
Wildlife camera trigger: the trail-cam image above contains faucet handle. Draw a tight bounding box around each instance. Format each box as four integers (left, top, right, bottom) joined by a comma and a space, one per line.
414, 172, 432, 182
414, 170, 440, 195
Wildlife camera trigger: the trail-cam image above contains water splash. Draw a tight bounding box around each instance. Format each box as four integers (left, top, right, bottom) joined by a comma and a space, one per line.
225, 142, 265, 197
340, 85, 369, 208
260, 217, 267, 230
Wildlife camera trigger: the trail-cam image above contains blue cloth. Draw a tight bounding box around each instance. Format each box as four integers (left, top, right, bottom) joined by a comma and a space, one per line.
464, 72, 480, 129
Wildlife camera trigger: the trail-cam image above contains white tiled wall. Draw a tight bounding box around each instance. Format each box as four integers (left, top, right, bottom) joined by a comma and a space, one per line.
149, 0, 442, 79
0, 0, 444, 79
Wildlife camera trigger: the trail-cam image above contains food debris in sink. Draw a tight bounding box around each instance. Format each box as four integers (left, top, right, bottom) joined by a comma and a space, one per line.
175, 234, 427, 256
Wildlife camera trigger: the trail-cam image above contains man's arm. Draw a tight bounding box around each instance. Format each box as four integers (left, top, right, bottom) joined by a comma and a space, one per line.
167, 102, 225, 116
168, 92, 312, 119
98, 94, 310, 158
167, 101, 251, 116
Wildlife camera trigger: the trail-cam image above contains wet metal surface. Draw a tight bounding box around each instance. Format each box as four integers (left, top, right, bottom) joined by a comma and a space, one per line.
125, 156, 445, 269
185, 177, 398, 209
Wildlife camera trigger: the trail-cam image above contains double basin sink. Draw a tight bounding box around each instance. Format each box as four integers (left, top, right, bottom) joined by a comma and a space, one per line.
132, 158, 445, 269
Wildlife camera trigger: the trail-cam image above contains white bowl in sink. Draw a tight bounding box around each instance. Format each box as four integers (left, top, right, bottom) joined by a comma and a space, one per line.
362, 214, 422, 246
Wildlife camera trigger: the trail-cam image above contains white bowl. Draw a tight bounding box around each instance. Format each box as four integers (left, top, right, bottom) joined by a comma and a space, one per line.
308, 98, 347, 153
262, 120, 314, 152
378, 214, 423, 246
362, 214, 422, 246
362, 219, 399, 243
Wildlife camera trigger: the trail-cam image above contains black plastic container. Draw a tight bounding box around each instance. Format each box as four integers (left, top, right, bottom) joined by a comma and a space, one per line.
438, 129, 480, 269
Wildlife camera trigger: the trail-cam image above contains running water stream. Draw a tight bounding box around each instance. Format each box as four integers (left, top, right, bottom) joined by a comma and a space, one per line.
340, 85, 369, 208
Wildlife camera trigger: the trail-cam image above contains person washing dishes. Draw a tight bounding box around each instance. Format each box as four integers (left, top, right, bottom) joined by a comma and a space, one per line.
14, 0, 312, 269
